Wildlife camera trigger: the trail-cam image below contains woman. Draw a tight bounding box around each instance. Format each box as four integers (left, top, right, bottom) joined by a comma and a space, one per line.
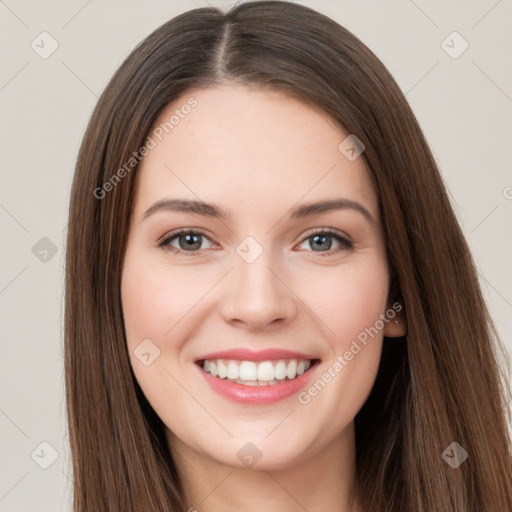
64, 1, 512, 510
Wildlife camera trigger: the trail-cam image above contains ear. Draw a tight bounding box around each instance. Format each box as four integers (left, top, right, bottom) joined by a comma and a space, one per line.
383, 305, 407, 338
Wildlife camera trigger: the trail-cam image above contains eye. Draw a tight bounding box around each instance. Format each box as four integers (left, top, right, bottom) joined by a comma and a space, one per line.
158, 229, 215, 255
158, 227, 354, 257
296, 228, 353, 257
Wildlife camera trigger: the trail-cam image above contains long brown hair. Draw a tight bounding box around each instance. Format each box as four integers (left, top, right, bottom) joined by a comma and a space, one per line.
64, 1, 512, 510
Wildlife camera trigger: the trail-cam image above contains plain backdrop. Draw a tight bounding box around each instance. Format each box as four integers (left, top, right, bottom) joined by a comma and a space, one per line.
1, 1, 511, 510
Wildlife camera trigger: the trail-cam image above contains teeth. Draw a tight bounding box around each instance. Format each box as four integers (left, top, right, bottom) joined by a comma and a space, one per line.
239, 361, 257, 380
201, 358, 314, 383
258, 361, 274, 381
286, 359, 297, 379
274, 360, 287, 380
227, 361, 239, 380
217, 360, 227, 379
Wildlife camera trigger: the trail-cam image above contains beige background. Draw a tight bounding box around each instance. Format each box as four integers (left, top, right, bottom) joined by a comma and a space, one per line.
1, 0, 511, 510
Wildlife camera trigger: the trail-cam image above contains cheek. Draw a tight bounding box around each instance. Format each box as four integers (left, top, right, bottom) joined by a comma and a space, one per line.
295, 258, 390, 346
121, 268, 168, 343
120, 254, 202, 410
291, 262, 389, 435
121, 254, 204, 343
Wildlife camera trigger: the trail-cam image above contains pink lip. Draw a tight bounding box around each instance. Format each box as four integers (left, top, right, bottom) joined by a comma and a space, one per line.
194, 348, 316, 363
194, 359, 320, 405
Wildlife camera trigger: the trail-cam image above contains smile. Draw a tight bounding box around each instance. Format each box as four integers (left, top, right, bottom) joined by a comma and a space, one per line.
200, 358, 314, 386
195, 352, 320, 405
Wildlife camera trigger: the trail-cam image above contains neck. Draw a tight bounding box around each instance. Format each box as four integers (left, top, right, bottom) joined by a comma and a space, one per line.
166, 422, 361, 512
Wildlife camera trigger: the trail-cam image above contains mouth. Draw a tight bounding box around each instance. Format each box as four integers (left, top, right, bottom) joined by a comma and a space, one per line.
194, 350, 321, 405
196, 358, 320, 386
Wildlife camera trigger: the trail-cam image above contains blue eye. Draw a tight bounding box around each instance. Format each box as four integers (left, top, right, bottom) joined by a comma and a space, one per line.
158, 228, 353, 257
297, 229, 353, 256
158, 229, 213, 256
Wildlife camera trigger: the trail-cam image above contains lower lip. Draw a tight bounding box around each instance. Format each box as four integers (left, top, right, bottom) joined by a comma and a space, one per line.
196, 361, 319, 405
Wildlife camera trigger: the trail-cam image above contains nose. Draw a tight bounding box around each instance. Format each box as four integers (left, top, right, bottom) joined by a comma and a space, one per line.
219, 249, 298, 331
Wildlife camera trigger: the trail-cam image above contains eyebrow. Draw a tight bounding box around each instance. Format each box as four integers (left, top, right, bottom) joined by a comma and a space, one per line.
142, 197, 375, 224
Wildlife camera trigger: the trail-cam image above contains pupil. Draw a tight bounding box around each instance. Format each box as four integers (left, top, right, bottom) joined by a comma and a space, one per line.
181, 234, 201, 250
312, 234, 331, 251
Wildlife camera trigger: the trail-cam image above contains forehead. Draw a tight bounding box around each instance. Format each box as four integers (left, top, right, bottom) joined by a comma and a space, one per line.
133, 84, 377, 221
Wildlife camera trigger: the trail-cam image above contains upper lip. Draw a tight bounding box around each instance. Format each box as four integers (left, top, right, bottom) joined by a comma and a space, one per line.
194, 348, 319, 363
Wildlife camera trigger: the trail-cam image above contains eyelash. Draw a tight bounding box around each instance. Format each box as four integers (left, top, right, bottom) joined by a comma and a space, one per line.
157, 228, 354, 257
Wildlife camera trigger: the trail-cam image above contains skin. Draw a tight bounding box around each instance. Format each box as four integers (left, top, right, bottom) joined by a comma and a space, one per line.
121, 83, 406, 512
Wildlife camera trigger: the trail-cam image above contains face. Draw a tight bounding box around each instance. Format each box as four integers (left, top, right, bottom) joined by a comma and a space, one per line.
121, 84, 404, 471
